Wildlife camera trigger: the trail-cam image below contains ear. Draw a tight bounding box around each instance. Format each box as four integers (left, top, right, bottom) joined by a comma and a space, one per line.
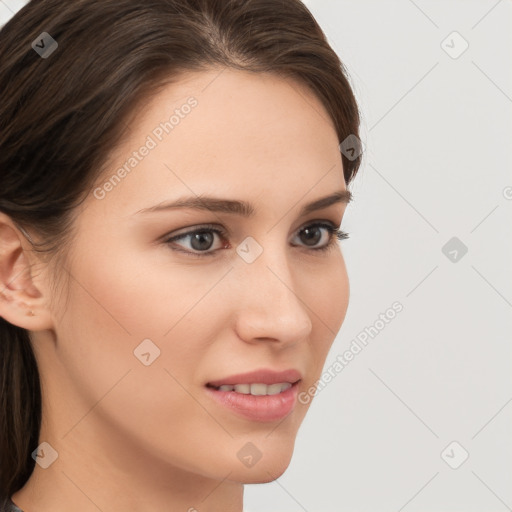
0, 212, 54, 331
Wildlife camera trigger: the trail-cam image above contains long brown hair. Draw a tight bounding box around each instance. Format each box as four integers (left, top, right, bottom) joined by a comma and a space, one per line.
0, 0, 362, 498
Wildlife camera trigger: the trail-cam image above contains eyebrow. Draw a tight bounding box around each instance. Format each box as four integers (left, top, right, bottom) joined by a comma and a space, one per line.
134, 190, 352, 218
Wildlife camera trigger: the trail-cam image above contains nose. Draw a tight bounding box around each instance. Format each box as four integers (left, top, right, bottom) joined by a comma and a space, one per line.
232, 246, 313, 346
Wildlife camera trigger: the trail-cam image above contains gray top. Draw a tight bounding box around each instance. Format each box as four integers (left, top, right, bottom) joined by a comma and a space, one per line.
0, 497, 23, 512
0, 496, 251, 511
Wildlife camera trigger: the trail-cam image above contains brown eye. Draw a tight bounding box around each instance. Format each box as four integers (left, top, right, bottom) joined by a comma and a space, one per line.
184, 230, 216, 251
298, 225, 324, 246
292, 222, 349, 252
162, 222, 348, 258
162, 224, 228, 257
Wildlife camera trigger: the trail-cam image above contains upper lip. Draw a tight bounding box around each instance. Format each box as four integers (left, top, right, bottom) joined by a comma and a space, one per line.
207, 368, 302, 387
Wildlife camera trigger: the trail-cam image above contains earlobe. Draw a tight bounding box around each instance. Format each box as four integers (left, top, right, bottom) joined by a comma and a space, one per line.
0, 215, 54, 331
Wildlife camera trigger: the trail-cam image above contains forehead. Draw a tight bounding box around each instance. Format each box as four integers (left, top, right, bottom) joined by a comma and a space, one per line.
90, 67, 345, 216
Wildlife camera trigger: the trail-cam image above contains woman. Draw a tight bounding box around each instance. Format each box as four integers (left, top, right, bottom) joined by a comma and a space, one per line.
0, 0, 362, 510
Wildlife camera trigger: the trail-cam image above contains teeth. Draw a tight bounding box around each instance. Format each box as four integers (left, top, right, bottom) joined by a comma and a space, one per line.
234, 384, 251, 394
215, 382, 293, 395
250, 383, 267, 395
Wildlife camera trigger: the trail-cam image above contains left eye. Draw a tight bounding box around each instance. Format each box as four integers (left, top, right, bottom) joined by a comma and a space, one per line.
161, 222, 348, 257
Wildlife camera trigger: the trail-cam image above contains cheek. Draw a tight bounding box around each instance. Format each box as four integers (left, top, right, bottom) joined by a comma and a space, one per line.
52, 254, 236, 474
67, 243, 209, 338
309, 251, 350, 333
304, 252, 350, 372
58, 244, 227, 386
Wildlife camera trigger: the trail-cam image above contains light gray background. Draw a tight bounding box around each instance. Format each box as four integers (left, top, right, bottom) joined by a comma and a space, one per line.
1, 1, 511, 511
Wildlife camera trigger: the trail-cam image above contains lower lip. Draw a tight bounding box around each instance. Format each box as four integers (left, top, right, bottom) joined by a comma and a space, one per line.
204, 382, 300, 422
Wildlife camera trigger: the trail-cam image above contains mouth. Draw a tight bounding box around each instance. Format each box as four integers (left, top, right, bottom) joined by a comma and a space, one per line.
205, 380, 300, 395
204, 379, 302, 422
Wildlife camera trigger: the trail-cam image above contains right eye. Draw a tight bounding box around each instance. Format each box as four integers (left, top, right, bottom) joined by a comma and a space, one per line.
161, 224, 229, 257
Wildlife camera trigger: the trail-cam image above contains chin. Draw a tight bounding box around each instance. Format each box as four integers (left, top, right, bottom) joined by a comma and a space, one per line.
229, 451, 294, 484
243, 467, 289, 484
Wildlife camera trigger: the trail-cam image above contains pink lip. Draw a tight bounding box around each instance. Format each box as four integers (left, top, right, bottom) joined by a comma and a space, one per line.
204, 380, 300, 422
206, 368, 302, 387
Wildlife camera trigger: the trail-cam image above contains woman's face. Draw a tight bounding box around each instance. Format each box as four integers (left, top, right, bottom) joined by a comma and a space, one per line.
33, 68, 350, 487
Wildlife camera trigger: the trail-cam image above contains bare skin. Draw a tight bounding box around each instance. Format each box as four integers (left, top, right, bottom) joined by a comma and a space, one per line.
1, 67, 351, 512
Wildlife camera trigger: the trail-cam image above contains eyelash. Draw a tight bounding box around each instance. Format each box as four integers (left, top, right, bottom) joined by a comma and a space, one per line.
161, 222, 349, 258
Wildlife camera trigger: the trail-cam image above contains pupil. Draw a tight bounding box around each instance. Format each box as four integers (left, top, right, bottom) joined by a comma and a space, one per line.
302, 227, 321, 246
192, 231, 214, 251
